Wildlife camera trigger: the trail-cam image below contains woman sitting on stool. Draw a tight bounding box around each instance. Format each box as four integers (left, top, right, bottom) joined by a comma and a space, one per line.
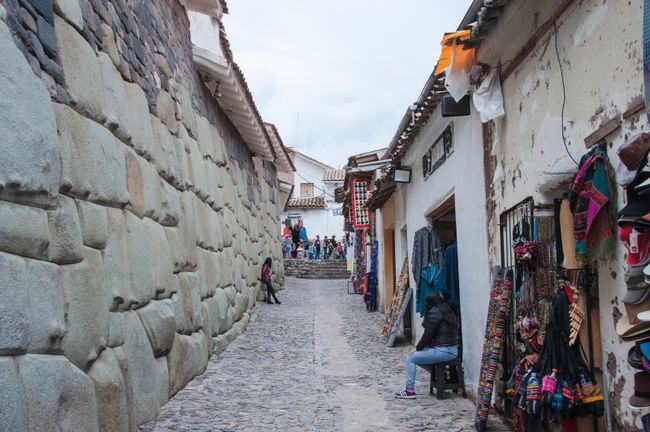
395, 292, 458, 399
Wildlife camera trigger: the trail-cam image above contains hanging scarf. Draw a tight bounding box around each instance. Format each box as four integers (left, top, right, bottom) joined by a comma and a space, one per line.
568, 147, 616, 263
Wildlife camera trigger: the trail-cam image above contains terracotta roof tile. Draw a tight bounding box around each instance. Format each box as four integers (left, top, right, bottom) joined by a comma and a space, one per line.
323, 169, 345, 182
286, 196, 326, 209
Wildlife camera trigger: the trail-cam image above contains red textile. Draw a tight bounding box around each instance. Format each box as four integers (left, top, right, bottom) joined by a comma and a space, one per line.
262, 264, 271, 282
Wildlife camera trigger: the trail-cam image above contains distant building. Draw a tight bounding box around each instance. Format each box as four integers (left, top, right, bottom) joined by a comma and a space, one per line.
282, 149, 344, 240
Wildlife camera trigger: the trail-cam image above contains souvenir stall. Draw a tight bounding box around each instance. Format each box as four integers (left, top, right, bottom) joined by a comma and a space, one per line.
613, 134, 650, 430
475, 144, 631, 431
350, 177, 376, 309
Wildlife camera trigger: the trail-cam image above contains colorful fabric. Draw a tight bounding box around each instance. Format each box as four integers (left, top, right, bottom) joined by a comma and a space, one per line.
568, 147, 616, 262
261, 264, 271, 282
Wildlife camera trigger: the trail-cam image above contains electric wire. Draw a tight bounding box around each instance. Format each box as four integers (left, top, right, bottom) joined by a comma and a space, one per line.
553, 21, 580, 166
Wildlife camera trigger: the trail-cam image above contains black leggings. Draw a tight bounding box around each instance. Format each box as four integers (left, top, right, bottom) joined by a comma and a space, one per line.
265, 281, 279, 303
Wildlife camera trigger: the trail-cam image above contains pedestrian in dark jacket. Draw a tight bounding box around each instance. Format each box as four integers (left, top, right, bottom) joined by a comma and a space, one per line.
262, 257, 281, 304
395, 292, 458, 398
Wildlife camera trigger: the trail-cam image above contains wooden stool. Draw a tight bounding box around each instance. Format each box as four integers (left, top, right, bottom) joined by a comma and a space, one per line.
429, 356, 466, 400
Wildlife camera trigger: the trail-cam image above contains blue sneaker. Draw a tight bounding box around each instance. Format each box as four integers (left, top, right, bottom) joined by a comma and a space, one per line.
394, 389, 416, 399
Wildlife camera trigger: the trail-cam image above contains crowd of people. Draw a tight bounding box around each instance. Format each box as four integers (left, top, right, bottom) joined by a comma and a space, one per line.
282, 218, 348, 260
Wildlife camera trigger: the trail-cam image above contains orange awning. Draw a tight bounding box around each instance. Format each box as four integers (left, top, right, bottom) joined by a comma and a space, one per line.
434, 30, 475, 76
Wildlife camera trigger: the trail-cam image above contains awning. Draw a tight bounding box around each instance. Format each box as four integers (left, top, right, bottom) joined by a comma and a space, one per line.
433, 30, 475, 76
193, 46, 274, 160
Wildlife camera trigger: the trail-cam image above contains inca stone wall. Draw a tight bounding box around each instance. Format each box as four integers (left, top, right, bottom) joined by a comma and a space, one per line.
0, 0, 284, 430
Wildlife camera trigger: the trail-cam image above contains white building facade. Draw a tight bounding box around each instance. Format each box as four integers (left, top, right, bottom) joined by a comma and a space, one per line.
281, 149, 345, 240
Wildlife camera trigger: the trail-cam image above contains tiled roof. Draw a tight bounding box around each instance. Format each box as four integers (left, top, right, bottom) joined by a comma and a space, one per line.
286, 196, 326, 209
323, 169, 345, 182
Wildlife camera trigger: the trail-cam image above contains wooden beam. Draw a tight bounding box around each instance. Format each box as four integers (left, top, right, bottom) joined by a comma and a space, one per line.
501, 0, 575, 82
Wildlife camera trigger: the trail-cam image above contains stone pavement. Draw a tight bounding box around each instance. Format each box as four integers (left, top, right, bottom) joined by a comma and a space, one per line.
140, 278, 510, 432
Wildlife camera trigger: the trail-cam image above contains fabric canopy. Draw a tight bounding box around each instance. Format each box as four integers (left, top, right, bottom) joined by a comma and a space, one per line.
434, 29, 475, 76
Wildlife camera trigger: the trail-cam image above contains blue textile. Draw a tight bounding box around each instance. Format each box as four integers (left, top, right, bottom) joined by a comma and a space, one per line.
417, 265, 440, 317
437, 242, 460, 311
299, 226, 308, 242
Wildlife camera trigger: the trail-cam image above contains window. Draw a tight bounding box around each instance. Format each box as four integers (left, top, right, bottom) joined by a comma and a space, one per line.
300, 182, 314, 198
422, 123, 454, 179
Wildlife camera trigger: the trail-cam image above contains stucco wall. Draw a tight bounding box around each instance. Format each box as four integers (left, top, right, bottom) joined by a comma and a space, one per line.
478, 0, 646, 429
282, 205, 344, 240
389, 108, 489, 392
0, 1, 283, 430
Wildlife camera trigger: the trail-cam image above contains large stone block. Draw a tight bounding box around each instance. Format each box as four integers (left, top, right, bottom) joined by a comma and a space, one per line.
173, 272, 203, 334
55, 16, 105, 122
98, 52, 131, 142
121, 311, 161, 425
150, 114, 179, 185
187, 139, 209, 200
75, 199, 108, 249
195, 115, 215, 160
197, 249, 218, 299
54, 103, 129, 205
211, 288, 229, 336
136, 300, 176, 357
141, 158, 162, 222
125, 214, 174, 305
0, 357, 28, 431
159, 180, 180, 227
0, 252, 64, 355
178, 86, 197, 137
105, 208, 137, 311
210, 124, 228, 166
0, 200, 49, 261
55, 0, 84, 31
107, 312, 125, 348
154, 356, 169, 407
61, 247, 110, 370
87, 347, 133, 432
18, 354, 99, 432
167, 332, 208, 397
47, 195, 83, 264
155, 90, 177, 133
124, 82, 154, 159
1, 20, 60, 206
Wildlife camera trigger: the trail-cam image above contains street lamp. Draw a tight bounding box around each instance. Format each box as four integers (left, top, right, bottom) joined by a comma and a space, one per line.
392, 166, 412, 184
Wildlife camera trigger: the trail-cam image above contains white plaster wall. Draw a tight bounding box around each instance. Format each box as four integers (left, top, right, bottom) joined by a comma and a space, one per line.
375, 207, 385, 311
477, 0, 646, 428
290, 155, 328, 199
187, 11, 224, 58
392, 109, 489, 390
281, 205, 344, 240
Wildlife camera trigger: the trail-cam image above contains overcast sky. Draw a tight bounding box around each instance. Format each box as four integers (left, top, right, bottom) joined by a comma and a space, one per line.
224, 1, 474, 168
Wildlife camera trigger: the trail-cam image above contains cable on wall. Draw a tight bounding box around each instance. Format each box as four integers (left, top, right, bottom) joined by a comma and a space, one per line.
553, 21, 580, 166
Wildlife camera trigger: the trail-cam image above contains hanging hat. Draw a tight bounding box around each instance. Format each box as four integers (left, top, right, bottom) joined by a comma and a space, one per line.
618, 173, 650, 225
622, 326, 650, 342
617, 313, 650, 337
616, 133, 650, 187
643, 413, 650, 432
630, 372, 650, 408
619, 223, 650, 267
623, 286, 650, 304
637, 213, 650, 230
646, 263, 650, 285
641, 341, 650, 361
630, 345, 646, 370
559, 199, 581, 270
625, 296, 650, 323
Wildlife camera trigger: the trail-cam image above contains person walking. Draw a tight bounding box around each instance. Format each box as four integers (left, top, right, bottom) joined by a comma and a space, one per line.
395, 292, 458, 399
262, 257, 281, 304
315, 235, 321, 260
330, 235, 337, 259
323, 236, 330, 259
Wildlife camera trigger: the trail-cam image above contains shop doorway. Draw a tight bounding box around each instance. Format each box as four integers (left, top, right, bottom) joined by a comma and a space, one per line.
399, 226, 412, 341
382, 228, 396, 313
425, 194, 462, 358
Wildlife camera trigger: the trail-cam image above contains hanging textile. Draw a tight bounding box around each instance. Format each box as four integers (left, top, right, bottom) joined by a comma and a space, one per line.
366, 240, 379, 312
417, 265, 440, 317
475, 267, 513, 432
568, 146, 617, 262
382, 258, 410, 339
412, 227, 442, 288
353, 229, 366, 294
438, 242, 460, 311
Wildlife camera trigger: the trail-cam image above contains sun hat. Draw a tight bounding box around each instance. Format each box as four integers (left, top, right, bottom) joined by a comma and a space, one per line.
626, 297, 650, 322
630, 372, 650, 408
639, 311, 650, 322
617, 313, 650, 337
617, 133, 650, 187
641, 341, 650, 360
645, 263, 650, 284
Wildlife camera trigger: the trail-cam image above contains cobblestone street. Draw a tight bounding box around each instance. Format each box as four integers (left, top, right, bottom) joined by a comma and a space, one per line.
141, 278, 509, 432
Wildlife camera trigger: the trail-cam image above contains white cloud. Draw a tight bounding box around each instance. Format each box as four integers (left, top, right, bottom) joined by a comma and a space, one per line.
224, 0, 474, 167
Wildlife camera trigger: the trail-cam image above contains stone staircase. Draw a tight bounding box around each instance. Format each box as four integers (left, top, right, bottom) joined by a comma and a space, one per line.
283, 259, 351, 279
